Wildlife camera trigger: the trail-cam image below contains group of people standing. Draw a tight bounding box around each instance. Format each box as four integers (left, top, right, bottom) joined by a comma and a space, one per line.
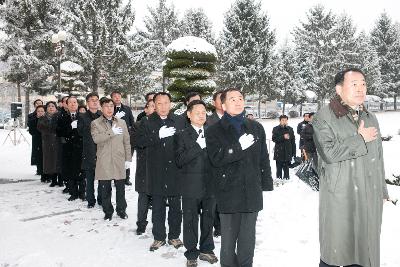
26, 67, 389, 267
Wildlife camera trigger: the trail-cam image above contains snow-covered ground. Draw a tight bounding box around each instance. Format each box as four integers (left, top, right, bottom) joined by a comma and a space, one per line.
0, 111, 400, 267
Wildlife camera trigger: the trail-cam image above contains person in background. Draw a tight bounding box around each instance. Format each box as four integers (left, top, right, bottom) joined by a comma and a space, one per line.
136, 92, 186, 252
91, 97, 131, 221
206, 90, 224, 127
297, 113, 310, 158
78, 92, 102, 209
111, 91, 135, 186
28, 104, 45, 181
78, 105, 87, 114
313, 68, 389, 267
132, 99, 155, 235
206, 88, 273, 267
272, 115, 296, 180
136, 92, 156, 122
56, 96, 84, 201
300, 112, 317, 167
37, 101, 60, 187
28, 99, 43, 176
175, 100, 218, 267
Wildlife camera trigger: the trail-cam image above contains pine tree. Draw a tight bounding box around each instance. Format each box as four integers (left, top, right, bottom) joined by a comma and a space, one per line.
65, 0, 136, 93
144, 0, 180, 47
371, 12, 400, 109
218, 0, 276, 113
0, 0, 63, 124
293, 5, 337, 107
275, 43, 304, 114
354, 32, 382, 96
143, 0, 181, 91
180, 8, 215, 44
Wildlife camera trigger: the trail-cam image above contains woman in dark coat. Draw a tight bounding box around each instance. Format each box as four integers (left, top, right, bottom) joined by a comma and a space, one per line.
28, 105, 46, 182
37, 101, 60, 187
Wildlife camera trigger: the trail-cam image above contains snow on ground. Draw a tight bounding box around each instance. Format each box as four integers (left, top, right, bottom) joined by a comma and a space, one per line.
0, 111, 400, 267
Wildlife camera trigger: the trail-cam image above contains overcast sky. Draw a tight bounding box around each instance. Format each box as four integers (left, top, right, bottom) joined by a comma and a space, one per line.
133, 0, 400, 44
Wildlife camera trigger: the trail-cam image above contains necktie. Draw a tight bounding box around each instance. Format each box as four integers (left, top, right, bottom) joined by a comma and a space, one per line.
116, 107, 121, 112
198, 129, 203, 137
71, 113, 75, 120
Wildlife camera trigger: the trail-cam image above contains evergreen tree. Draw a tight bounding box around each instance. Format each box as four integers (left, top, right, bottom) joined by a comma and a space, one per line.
180, 8, 215, 44
144, 0, 180, 47
275, 43, 304, 114
355, 32, 382, 96
371, 12, 400, 109
143, 0, 181, 91
0, 0, 63, 124
65, 0, 135, 93
218, 0, 276, 112
293, 5, 337, 107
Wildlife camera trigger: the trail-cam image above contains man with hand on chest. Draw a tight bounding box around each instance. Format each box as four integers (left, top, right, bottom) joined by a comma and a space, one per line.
136, 92, 187, 252
175, 100, 218, 267
111, 91, 135, 186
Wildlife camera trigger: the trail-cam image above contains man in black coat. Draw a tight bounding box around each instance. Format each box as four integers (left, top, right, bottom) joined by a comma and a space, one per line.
132, 99, 155, 235
111, 91, 135, 186
77, 92, 102, 208
175, 100, 218, 267
28, 99, 43, 175
28, 104, 45, 181
297, 113, 310, 156
56, 96, 84, 201
136, 92, 156, 122
272, 115, 296, 180
206, 88, 273, 267
300, 112, 318, 167
136, 92, 187, 251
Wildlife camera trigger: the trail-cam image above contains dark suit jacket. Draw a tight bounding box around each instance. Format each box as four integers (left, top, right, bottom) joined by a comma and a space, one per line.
174, 125, 214, 199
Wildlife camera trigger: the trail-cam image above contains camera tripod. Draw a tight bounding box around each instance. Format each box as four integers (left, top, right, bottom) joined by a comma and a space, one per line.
2, 119, 30, 146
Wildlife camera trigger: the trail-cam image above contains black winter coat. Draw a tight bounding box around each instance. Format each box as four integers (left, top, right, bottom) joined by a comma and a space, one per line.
37, 113, 59, 174
297, 120, 309, 149
301, 123, 316, 154
174, 126, 214, 199
272, 125, 296, 162
77, 110, 102, 170
136, 112, 187, 196
28, 115, 42, 167
206, 116, 273, 213
132, 120, 147, 193
56, 112, 83, 178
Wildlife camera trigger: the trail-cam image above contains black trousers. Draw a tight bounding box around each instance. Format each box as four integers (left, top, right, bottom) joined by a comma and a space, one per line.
85, 169, 101, 205
136, 192, 151, 230
214, 204, 221, 233
276, 161, 290, 179
319, 260, 362, 267
182, 197, 216, 260
151, 195, 182, 241
69, 171, 85, 197
99, 179, 127, 216
219, 212, 258, 267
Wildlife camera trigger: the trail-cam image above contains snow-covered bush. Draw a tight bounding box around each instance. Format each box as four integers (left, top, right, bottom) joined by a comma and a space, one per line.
164, 36, 217, 109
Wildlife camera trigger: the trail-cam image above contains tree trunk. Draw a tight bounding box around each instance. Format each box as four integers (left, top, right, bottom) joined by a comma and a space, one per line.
258, 90, 262, 119
92, 68, 99, 92
162, 76, 167, 92
24, 87, 30, 128
394, 94, 397, 111
17, 82, 21, 102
